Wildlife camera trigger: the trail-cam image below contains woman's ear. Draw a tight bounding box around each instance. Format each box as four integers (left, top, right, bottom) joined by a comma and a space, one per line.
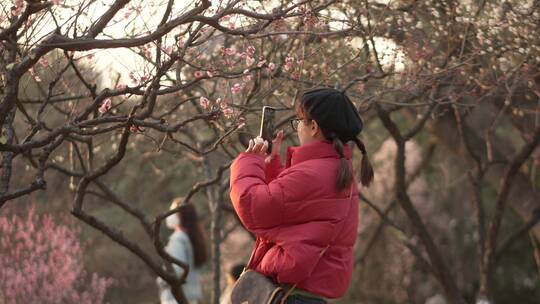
310, 120, 321, 137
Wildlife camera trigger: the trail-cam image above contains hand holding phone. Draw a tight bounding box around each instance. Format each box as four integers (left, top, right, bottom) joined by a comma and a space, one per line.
245, 137, 269, 156
259, 106, 276, 153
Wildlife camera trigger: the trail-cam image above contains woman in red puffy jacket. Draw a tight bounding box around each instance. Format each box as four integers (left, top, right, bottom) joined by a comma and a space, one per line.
229, 87, 374, 303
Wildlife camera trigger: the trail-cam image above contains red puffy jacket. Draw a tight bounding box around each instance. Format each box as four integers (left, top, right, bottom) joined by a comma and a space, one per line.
229, 140, 359, 298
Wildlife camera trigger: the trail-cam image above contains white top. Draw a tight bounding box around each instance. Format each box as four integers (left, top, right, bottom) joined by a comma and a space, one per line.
219, 285, 233, 304
158, 230, 203, 303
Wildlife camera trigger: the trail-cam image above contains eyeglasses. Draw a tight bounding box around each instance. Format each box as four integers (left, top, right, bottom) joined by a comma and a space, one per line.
290, 118, 301, 131
290, 118, 310, 131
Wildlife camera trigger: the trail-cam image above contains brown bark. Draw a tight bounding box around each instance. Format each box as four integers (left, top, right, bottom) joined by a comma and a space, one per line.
425, 110, 540, 240
377, 104, 465, 304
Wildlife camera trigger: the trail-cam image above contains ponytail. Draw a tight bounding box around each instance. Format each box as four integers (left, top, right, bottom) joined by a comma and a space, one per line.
331, 135, 354, 191
298, 88, 373, 189
353, 137, 374, 187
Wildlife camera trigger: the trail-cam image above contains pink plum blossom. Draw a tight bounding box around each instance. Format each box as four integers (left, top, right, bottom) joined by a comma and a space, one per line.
0, 207, 113, 304
231, 83, 242, 94
98, 99, 112, 114
216, 98, 227, 109
12, 0, 24, 16
29, 68, 41, 82
284, 55, 295, 71
224, 47, 236, 56
129, 125, 145, 133
200, 96, 211, 109
222, 107, 234, 118
246, 46, 256, 56
243, 69, 253, 82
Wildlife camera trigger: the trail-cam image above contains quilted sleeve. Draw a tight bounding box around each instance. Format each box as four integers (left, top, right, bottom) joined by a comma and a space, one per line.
265, 154, 284, 183
229, 152, 305, 233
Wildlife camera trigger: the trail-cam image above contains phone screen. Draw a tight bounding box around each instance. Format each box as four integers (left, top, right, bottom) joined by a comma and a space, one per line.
259, 106, 276, 153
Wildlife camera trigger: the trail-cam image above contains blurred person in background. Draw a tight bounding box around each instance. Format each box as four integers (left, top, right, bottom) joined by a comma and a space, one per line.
157, 198, 208, 304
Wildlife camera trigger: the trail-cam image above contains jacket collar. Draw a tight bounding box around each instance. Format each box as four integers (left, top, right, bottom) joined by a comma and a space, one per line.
285, 140, 352, 167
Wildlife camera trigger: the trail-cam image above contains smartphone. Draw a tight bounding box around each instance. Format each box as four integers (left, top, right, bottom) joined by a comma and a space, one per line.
259, 106, 276, 153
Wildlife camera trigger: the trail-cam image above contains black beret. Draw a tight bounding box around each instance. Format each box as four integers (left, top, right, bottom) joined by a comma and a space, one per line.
301, 88, 364, 142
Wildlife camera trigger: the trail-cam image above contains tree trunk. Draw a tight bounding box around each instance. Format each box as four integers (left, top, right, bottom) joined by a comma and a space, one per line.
0, 108, 15, 197
425, 109, 540, 240
0, 35, 19, 201
204, 158, 221, 304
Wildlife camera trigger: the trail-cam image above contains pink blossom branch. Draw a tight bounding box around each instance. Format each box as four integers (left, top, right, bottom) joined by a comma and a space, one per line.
0, 1, 52, 41
86, 0, 131, 38
69, 117, 190, 303
0, 133, 65, 205
38, 2, 209, 52
167, 122, 245, 156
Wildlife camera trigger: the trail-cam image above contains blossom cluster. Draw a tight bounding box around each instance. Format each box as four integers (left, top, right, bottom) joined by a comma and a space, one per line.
0, 208, 113, 303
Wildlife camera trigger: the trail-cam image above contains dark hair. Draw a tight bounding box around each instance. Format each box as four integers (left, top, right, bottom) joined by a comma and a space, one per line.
174, 200, 208, 267
298, 89, 374, 190
230, 263, 246, 281
352, 137, 374, 187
